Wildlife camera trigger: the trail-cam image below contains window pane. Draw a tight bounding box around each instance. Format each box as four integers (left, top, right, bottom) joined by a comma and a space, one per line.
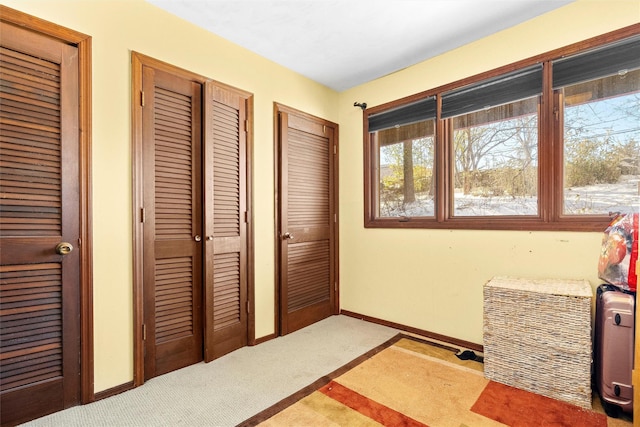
376, 119, 435, 217
562, 70, 640, 215
452, 97, 539, 216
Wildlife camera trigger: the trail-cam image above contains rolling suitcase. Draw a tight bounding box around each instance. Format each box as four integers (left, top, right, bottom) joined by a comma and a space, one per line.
594, 284, 635, 417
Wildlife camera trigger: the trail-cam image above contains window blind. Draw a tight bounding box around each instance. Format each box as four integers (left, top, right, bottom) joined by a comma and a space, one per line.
553, 35, 640, 89
441, 65, 542, 119
368, 96, 436, 132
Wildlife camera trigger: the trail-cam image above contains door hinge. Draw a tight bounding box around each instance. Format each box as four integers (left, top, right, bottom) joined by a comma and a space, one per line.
334, 213, 337, 223
246, 300, 251, 314
244, 211, 249, 223
140, 207, 146, 223
334, 282, 338, 292
333, 144, 337, 155
245, 119, 249, 133
142, 324, 147, 340
141, 90, 145, 107
323, 125, 326, 134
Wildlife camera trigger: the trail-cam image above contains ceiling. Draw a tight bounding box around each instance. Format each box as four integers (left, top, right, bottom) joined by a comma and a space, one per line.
146, 0, 575, 92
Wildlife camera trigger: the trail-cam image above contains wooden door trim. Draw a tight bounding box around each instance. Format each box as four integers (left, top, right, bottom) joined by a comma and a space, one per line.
132, 52, 255, 386
273, 103, 340, 336
245, 98, 256, 346
0, 5, 94, 404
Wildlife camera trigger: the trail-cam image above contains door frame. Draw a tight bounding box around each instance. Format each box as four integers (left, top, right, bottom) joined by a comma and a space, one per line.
0, 5, 94, 403
273, 103, 340, 336
131, 52, 255, 386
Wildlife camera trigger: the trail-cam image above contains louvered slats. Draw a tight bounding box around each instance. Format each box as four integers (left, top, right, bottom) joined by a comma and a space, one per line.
141, 68, 248, 365
212, 101, 240, 238
287, 128, 329, 228
0, 263, 63, 391
211, 100, 242, 330
206, 87, 247, 360
287, 241, 330, 311
280, 111, 336, 334
0, 41, 64, 396
154, 257, 193, 343
213, 253, 240, 330
287, 128, 331, 312
144, 68, 203, 377
152, 81, 197, 346
0, 47, 61, 236
154, 87, 193, 240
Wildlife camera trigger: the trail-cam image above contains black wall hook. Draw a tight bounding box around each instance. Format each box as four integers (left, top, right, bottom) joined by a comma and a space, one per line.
353, 102, 367, 110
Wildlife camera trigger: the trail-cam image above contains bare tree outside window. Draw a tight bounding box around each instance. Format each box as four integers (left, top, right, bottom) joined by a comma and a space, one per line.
377, 120, 435, 217
452, 98, 539, 216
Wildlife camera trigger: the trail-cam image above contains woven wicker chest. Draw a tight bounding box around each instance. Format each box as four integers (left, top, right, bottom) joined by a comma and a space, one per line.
483, 276, 593, 409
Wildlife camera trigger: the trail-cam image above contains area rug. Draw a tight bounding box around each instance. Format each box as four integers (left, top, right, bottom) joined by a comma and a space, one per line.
238, 334, 631, 427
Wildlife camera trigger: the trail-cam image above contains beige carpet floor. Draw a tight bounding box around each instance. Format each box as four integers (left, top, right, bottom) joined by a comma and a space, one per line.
20, 315, 399, 426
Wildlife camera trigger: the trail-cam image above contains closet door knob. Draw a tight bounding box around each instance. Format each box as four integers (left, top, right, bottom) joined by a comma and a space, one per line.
55, 242, 73, 255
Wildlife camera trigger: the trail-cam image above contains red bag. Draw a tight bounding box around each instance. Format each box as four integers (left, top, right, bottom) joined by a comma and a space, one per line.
598, 213, 638, 292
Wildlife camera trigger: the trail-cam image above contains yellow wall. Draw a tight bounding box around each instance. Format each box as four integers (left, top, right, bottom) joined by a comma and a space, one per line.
2, 0, 638, 395
1, 0, 338, 392
338, 0, 639, 345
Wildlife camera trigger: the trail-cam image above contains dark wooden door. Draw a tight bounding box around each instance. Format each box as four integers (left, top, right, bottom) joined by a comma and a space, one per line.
134, 54, 252, 380
203, 83, 248, 361
0, 22, 81, 425
142, 66, 203, 378
278, 108, 338, 335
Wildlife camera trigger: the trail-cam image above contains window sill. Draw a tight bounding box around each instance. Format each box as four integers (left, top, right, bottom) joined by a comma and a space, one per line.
364, 215, 613, 232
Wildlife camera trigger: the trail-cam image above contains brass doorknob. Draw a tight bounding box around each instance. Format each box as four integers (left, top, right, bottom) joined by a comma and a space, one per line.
283, 232, 294, 240
55, 242, 73, 255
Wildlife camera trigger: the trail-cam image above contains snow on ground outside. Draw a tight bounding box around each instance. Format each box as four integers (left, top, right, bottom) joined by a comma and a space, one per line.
383, 177, 640, 217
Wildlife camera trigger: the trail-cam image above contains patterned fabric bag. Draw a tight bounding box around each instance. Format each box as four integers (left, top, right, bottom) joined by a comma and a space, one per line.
598, 213, 639, 292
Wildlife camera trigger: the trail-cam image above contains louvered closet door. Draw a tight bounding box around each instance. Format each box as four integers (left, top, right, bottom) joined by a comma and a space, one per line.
142, 67, 203, 378
203, 83, 247, 361
0, 23, 81, 425
279, 111, 336, 335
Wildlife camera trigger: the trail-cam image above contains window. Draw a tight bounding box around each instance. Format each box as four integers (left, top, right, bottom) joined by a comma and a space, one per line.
364, 27, 640, 231
560, 71, 640, 215
369, 98, 436, 218
443, 66, 541, 217
553, 36, 640, 216
450, 99, 539, 217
